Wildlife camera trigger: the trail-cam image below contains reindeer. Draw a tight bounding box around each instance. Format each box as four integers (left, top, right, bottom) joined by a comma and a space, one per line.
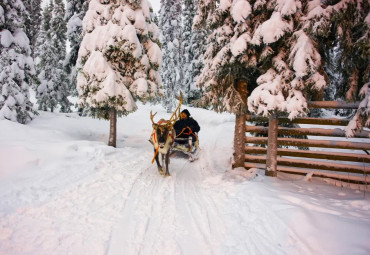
150, 93, 183, 177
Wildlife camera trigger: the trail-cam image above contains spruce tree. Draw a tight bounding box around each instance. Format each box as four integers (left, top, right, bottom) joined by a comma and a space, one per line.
326, 0, 369, 102
194, 0, 330, 167
36, 0, 71, 112
182, 0, 207, 104
323, 43, 344, 101
153, 12, 159, 26
320, 0, 370, 136
64, 0, 88, 96
345, 82, 370, 137
195, 0, 328, 117
77, 0, 162, 147
182, 0, 194, 103
0, 0, 37, 124
52, 0, 70, 112
189, 18, 208, 103
23, 0, 42, 60
159, 0, 182, 112
35, 2, 55, 111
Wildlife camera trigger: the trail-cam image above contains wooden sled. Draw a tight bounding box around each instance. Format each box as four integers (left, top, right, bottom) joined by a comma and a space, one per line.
172, 135, 200, 162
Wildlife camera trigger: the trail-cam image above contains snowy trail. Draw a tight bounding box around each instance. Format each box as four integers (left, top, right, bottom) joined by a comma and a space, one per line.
107, 151, 313, 255
107, 117, 231, 255
108, 154, 222, 255
107, 119, 310, 255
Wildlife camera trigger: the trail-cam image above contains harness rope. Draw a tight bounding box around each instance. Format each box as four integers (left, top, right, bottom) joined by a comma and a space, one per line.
152, 145, 159, 164
151, 132, 159, 164
176, 127, 198, 141
150, 129, 174, 164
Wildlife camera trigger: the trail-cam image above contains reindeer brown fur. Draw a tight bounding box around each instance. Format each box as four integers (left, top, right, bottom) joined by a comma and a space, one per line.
150, 93, 183, 177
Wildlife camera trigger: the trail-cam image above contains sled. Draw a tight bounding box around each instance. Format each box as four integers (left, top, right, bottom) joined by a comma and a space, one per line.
172, 134, 200, 162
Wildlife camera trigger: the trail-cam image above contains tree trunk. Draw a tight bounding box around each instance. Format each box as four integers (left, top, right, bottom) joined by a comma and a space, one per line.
266, 114, 278, 177
108, 107, 117, 147
346, 69, 359, 101
233, 79, 248, 168
233, 114, 246, 168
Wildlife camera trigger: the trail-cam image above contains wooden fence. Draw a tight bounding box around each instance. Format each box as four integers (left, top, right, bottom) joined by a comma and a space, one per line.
244, 101, 370, 186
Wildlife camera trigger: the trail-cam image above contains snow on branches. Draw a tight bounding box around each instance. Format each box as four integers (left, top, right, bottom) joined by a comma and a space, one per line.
77, 0, 162, 119
159, 0, 182, 112
0, 0, 36, 123
195, 0, 328, 117
345, 82, 370, 137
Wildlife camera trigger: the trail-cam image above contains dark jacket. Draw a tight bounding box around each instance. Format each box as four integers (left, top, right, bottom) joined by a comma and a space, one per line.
174, 117, 200, 141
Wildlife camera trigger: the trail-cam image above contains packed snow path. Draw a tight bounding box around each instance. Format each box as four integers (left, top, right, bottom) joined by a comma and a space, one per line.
1, 104, 369, 255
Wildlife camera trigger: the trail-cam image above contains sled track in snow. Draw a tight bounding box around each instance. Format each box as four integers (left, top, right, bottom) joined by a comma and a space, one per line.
106, 146, 313, 255
107, 150, 226, 254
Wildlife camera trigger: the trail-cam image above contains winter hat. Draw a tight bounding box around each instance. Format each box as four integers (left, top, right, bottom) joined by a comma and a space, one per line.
181, 109, 190, 117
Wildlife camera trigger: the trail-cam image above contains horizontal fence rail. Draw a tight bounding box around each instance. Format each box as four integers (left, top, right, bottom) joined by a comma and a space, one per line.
245, 155, 369, 174
244, 163, 370, 185
245, 146, 370, 163
307, 101, 360, 109
246, 126, 370, 138
244, 101, 370, 187
245, 137, 370, 150
246, 115, 351, 125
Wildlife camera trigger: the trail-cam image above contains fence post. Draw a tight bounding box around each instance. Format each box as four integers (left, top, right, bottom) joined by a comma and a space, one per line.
266, 114, 278, 177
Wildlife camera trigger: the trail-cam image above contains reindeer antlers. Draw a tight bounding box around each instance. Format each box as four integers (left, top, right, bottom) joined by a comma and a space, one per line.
168, 91, 183, 126
150, 92, 183, 127
150, 111, 157, 125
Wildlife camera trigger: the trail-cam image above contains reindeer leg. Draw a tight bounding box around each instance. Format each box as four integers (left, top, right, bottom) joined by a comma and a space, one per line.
164, 150, 171, 177
161, 154, 166, 175
154, 150, 164, 175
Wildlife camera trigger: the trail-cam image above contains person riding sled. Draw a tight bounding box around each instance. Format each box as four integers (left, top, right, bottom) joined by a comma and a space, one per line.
174, 109, 200, 149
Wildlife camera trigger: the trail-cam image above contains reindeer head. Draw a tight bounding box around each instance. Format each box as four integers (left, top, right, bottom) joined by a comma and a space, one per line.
150, 92, 183, 150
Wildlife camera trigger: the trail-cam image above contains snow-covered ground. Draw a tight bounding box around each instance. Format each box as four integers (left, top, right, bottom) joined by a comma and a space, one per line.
0, 103, 369, 255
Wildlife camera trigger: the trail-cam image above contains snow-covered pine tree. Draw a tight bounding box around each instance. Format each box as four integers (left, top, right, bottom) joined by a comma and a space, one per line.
23, 0, 42, 61
326, 0, 369, 102
345, 82, 370, 137
189, 14, 208, 103
196, 0, 328, 116
64, 0, 88, 96
182, 0, 194, 103
153, 11, 159, 26
323, 43, 344, 101
182, 0, 207, 104
77, 0, 162, 147
23, 0, 42, 59
51, 0, 70, 112
0, 0, 37, 124
36, 0, 71, 112
321, 0, 370, 136
23, 0, 42, 90
159, 0, 182, 112
35, 2, 55, 111
194, 0, 329, 167
320, 42, 352, 118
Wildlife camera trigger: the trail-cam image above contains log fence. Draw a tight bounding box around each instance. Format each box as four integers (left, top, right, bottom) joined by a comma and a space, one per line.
244, 101, 370, 187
